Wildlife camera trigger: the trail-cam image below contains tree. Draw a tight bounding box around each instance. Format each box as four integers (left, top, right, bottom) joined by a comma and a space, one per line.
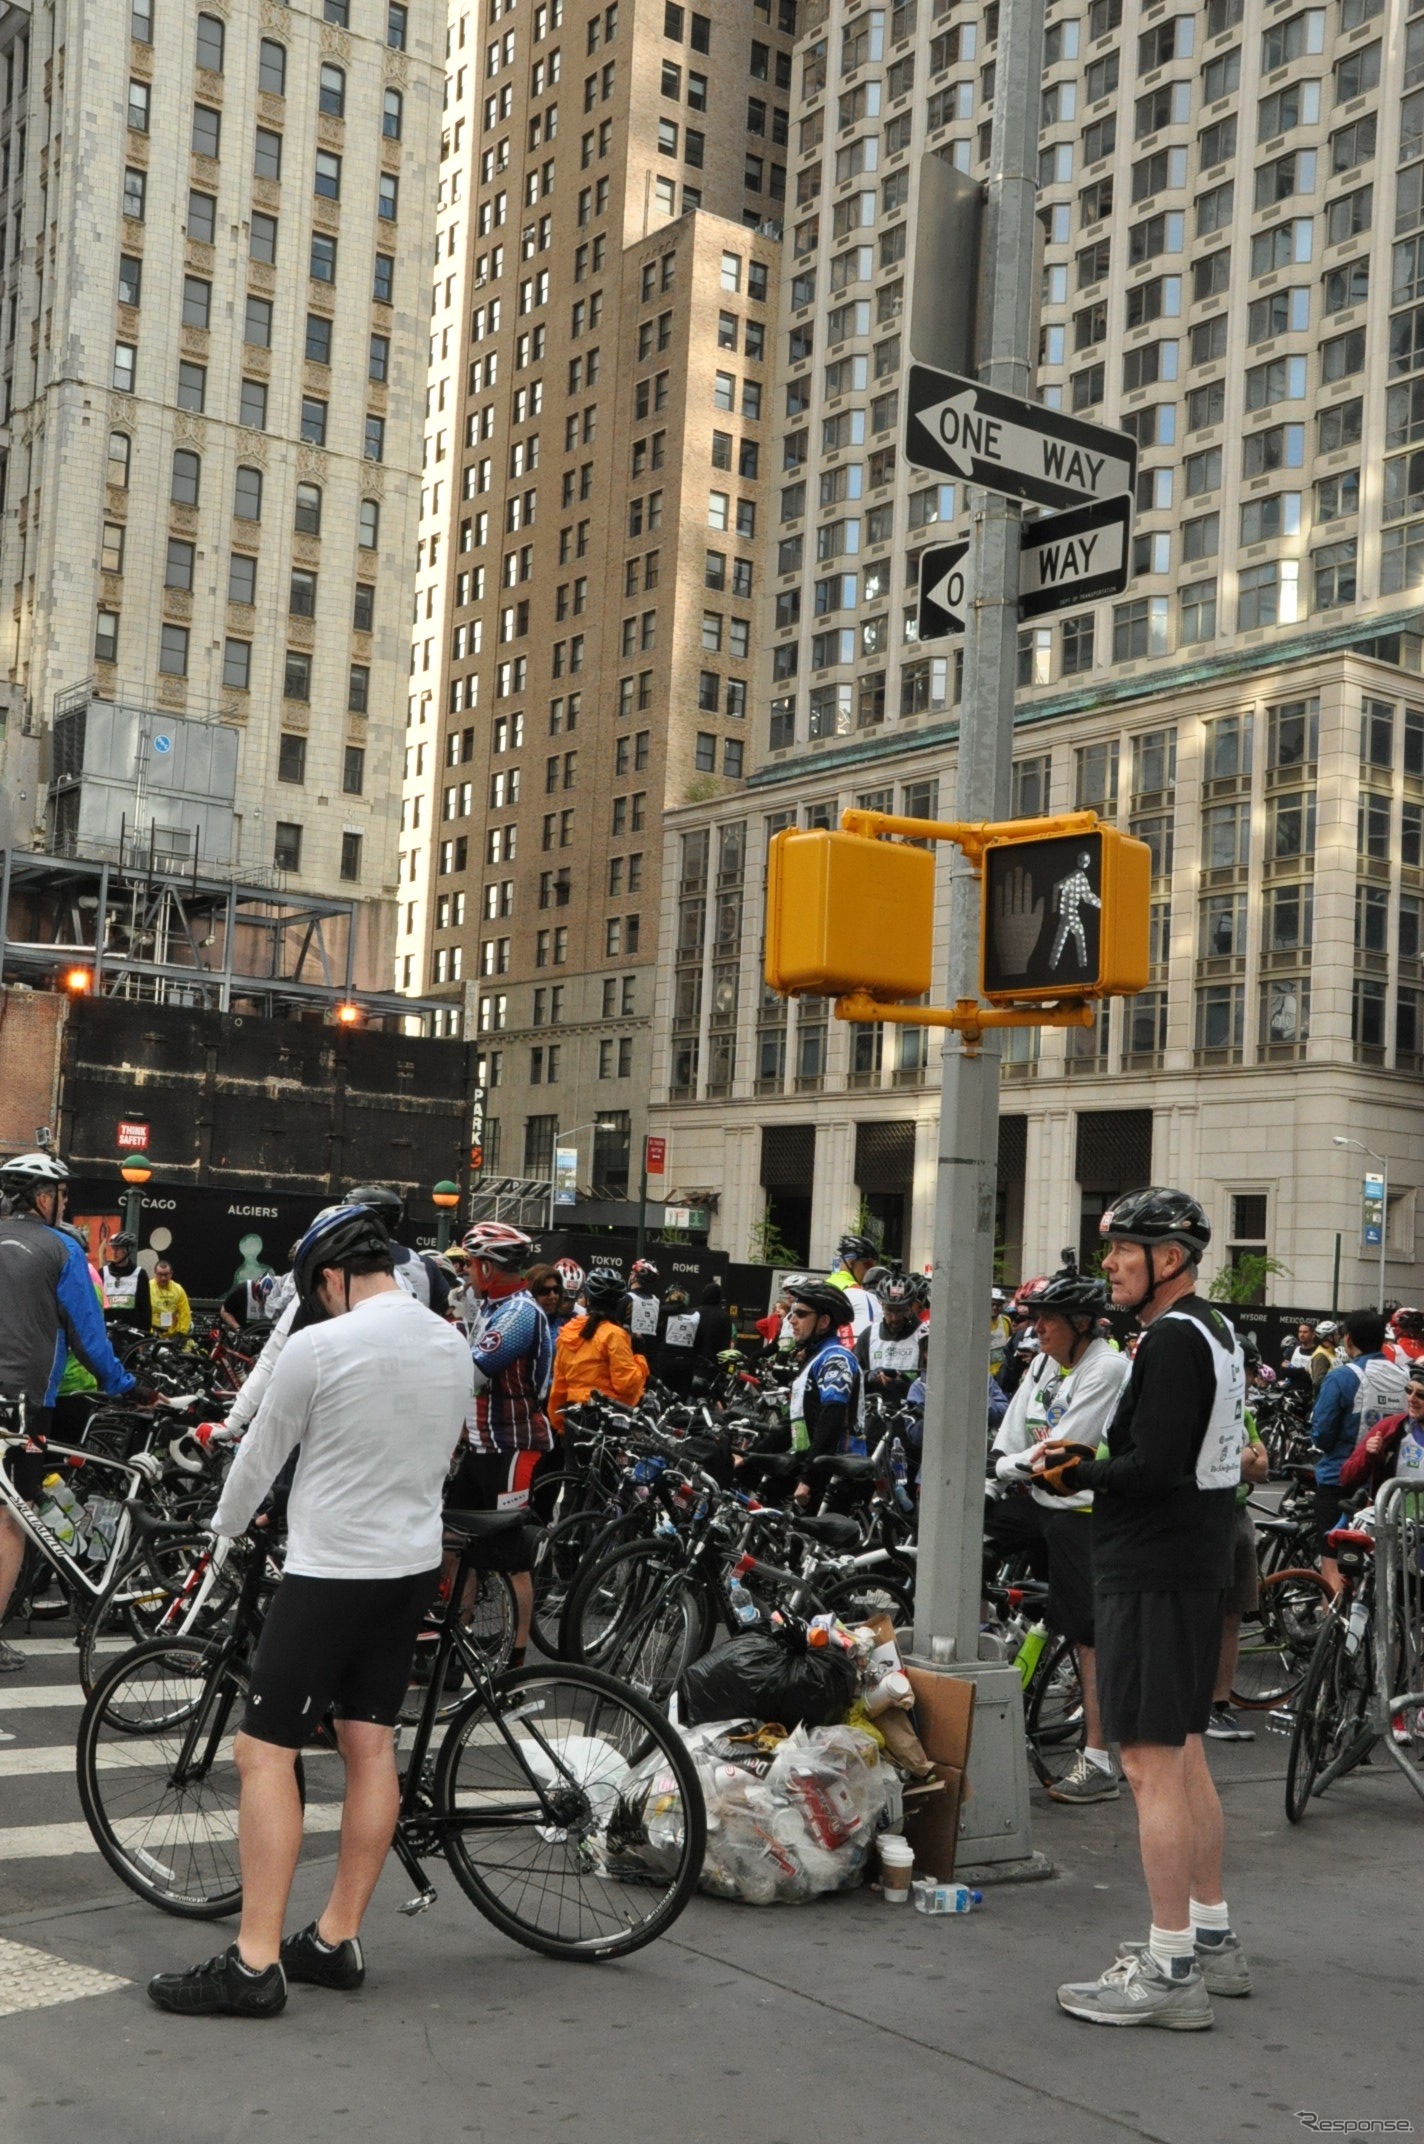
1208, 1252, 1290, 1307
748, 1209, 802, 1267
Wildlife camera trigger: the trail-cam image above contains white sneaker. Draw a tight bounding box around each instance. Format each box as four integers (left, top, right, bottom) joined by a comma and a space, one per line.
1057, 1951, 1213, 2030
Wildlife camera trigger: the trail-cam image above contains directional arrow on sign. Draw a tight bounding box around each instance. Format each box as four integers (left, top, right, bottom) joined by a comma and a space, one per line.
905, 363, 1137, 511
917, 539, 971, 639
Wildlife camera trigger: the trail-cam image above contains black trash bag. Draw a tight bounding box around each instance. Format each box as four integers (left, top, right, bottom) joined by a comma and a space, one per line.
678, 1628, 856, 1731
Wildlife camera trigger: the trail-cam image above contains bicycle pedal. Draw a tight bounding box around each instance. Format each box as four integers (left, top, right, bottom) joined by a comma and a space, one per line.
398, 1886, 438, 1917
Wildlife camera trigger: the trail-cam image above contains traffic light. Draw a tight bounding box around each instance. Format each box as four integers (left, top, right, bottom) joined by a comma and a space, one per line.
980, 827, 1150, 1003
764, 828, 934, 1001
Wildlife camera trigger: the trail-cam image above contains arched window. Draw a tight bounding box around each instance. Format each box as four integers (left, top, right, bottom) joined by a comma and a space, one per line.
195, 11, 224, 71
170, 449, 200, 507
259, 39, 286, 96
294, 481, 322, 534
107, 430, 131, 488
358, 497, 380, 548
382, 87, 403, 139
319, 62, 345, 116
234, 464, 263, 521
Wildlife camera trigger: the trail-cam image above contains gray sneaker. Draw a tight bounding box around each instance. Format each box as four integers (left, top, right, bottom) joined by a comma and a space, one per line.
1118, 1933, 1252, 1998
0, 1638, 24, 1673
1047, 1751, 1119, 1805
1057, 1951, 1213, 2030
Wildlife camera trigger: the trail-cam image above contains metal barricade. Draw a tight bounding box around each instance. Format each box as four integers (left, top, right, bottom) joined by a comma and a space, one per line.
1373, 1476, 1424, 1808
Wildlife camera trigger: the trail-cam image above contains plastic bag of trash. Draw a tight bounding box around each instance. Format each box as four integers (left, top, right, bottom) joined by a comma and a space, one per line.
678, 1627, 857, 1731
675, 1719, 892, 1904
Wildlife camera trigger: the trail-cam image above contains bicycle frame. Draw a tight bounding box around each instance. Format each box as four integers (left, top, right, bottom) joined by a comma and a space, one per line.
0, 1419, 164, 1614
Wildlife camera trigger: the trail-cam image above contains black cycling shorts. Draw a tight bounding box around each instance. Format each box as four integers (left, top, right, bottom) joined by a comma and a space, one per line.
1313, 1481, 1351, 1554
3, 1405, 54, 1502
242, 1568, 442, 1749
1094, 1587, 1226, 1748
1041, 1508, 1095, 1648
446, 1446, 540, 1514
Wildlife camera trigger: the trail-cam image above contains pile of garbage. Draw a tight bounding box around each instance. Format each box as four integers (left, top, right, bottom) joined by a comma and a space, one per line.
659, 1614, 958, 1905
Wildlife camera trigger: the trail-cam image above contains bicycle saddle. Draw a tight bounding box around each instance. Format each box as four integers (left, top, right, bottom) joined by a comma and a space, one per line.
441, 1507, 529, 1538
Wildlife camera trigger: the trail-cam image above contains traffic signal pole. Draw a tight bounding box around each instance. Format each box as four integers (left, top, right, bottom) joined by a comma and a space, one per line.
910, 0, 1048, 1872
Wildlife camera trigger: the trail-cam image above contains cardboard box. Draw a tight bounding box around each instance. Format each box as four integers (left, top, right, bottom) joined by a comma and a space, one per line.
898, 1666, 976, 1882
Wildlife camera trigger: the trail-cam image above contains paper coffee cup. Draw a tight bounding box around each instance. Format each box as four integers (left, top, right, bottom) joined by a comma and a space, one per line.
878, 1833, 914, 1899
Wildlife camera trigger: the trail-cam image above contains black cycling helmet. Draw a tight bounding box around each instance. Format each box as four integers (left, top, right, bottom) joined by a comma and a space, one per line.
786, 1277, 853, 1330
1098, 1186, 1211, 1256
582, 1266, 629, 1314
876, 1272, 921, 1317
862, 1264, 893, 1296
835, 1232, 879, 1266
109, 1231, 137, 1257
292, 1204, 391, 1305
629, 1258, 660, 1288
1025, 1270, 1111, 1321
346, 1184, 405, 1227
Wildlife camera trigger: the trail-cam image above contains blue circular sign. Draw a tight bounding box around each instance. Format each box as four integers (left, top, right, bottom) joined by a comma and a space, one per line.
152, 734, 174, 755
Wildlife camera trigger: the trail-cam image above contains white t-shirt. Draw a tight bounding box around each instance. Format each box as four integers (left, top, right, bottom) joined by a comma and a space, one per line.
212, 1289, 473, 1578
992, 1336, 1131, 1511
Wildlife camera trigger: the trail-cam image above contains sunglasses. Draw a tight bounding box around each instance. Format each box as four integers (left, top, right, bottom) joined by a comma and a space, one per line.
534, 1282, 563, 1296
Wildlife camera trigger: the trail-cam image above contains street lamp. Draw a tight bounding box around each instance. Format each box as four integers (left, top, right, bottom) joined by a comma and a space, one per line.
432, 1179, 460, 1253
117, 1152, 153, 1241
1334, 1136, 1388, 1313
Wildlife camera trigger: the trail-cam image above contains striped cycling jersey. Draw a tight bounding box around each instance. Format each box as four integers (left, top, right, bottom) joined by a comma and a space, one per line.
467, 1287, 554, 1454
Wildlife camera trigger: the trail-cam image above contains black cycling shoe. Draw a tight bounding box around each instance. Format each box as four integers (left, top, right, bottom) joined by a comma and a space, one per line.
279, 1921, 366, 1991
147, 1943, 287, 2018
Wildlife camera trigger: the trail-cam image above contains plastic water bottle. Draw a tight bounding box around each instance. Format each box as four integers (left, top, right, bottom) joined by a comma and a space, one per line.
35, 1472, 85, 1551
85, 1496, 120, 1564
728, 1579, 760, 1628
1015, 1618, 1050, 1688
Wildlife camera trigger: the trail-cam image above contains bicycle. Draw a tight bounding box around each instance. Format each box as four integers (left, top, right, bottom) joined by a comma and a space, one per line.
1285, 1517, 1383, 1823
1229, 1565, 1333, 1709
77, 1506, 706, 1960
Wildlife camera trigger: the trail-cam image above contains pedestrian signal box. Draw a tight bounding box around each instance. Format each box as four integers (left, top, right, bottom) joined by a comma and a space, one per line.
764, 828, 934, 1001
980, 827, 1150, 1003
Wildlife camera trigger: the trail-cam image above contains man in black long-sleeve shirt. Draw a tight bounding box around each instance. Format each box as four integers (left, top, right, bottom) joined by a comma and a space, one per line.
1034, 1187, 1247, 2033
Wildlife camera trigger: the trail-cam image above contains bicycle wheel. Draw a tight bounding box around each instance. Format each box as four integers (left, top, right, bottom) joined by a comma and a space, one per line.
1231, 1567, 1334, 1709
1285, 1614, 1348, 1823
78, 1534, 239, 1698
1024, 1635, 1085, 1786
818, 1570, 915, 1629
78, 1638, 247, 1914
399, 1571, 518, 1726
530, 1509, 621, 1659
561, 1539, 707, 1700
432, 1660, 706, 1960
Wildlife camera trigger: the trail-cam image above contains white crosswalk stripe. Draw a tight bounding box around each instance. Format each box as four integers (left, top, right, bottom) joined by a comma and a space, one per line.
0, 1809, 345, 1862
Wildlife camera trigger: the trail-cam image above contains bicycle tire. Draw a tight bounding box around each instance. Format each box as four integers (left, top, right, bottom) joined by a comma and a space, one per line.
1024, 1634, 1085, 1787
432, 1659, 706, 1960
560, 1537, 709, 1701
1231, 1567, 1334, 1709
530, 1509, 619, 1658
1285, 1613, 1348, 1823
77, 1532, 239, 1699
77, 1636, 308, 1916
816, 1570, 915, 1629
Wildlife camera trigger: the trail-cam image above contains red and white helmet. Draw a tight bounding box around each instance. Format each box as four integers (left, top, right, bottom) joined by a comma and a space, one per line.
555, 1257, 585, 1295
461, 1221, 532, 1272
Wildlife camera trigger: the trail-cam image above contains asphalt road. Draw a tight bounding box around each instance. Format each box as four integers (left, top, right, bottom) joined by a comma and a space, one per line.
0, 1630, 1417, 2144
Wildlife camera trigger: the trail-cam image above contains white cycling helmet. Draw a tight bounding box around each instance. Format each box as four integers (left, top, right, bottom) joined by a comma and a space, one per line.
0, 1151, 69, 1209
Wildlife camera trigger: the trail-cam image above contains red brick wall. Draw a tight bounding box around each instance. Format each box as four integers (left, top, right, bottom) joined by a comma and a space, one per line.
0, 989, 66, 1155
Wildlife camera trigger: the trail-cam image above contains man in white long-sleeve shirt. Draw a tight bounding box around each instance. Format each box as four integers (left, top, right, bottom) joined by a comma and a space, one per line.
148, 1206, 472, 2021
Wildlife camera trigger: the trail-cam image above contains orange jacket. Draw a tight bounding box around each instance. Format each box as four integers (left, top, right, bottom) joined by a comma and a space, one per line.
548, 1313, 648, 1433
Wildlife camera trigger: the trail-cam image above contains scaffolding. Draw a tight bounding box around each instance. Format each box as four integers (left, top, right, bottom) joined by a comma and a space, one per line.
0, 844, 445, 1030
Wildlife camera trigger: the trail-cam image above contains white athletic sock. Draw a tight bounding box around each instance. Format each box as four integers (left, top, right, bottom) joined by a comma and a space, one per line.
1191, 1896, 1231, 1945
1084, 1746, 1113, 1774
1147, 1925, 1196, 1980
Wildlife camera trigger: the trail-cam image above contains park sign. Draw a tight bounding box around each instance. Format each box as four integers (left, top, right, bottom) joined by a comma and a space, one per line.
905, 363, 1137, 511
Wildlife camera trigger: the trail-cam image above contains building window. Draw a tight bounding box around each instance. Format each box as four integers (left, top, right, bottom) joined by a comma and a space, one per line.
170, 450, 201, 507
94, 610, 120, 665
196, 12, 225, 70
191, 105, 221, 159
234, 465, 263, 520
223, 638, 251, 691
315, 150, 342, 200
278, 733, 307, 785
159, 624, 189, 677
340, 832, 362, 883
343, 746, 365, 795
274, 822, 303, 874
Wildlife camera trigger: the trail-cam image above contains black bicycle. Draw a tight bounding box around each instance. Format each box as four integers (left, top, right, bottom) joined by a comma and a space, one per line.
76, 1509, 706, 1961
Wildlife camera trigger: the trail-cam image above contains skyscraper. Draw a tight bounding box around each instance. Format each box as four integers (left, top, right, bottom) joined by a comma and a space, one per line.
0, 0, 441, 979
401, 0, 798, 1211
650, 0, 1424, 1307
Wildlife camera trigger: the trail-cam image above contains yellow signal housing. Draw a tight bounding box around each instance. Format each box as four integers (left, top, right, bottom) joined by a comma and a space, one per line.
764, 828, 934, 1001
980, 824, 1151, 1004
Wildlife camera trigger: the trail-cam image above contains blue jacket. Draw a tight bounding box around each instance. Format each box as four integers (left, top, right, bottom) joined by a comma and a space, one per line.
0, 1214, 136, 1410
1311, 1354, 1376, 1483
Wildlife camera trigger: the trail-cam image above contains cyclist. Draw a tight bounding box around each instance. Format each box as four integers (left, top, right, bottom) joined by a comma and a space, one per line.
991, 1267, 1130, 1806
626, 1256, 662, 1361
785, 1277, 863, 1504
548, 1266, 648, 1431
0, 1153, 136, 1672
989, 1288, 1013, 1376
1341, 1360, 1424, 1495
444, 1221, 552, 1665
345, 1185, 454, 1314
100, 1231, 151, 1334
1386, 1305, 1424, 1367
1310, 1322, 1341, 1384
827, 1232, 881, 1339
148, 1204, 472, 2019
1310, 1308, 1407, 1592
148, 1258, 191, 1337
220, 1272, 276, 1334
1037, 1187, 1248, 2031
855, 1273, 923, 1406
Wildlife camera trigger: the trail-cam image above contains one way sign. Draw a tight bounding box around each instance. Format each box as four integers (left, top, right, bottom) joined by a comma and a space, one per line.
905, 363, 1137, 511
916, 539, 970, 639
1019, 497, 1131, 620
